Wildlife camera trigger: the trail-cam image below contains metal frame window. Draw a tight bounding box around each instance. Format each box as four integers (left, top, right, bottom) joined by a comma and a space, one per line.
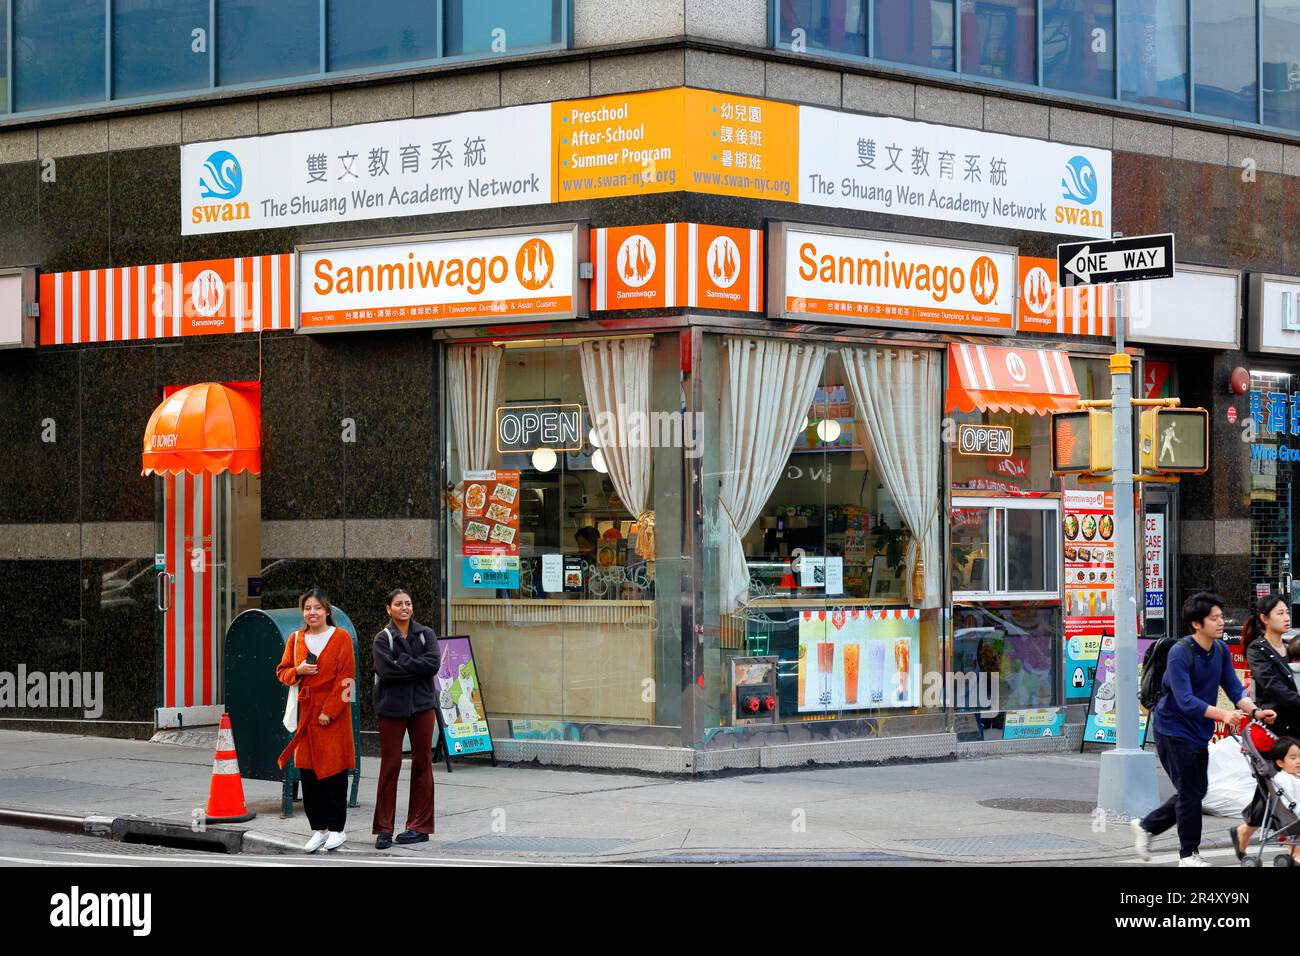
2, 0, 570, 120
768, 1, 1290, 134
951, 496, 1062, 603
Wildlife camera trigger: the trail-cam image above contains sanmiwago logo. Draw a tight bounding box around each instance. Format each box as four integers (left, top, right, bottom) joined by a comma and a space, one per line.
707, 235, 740, 289
797, 242, 999, 305
1056, 155, 1103, 229
50, 886, 151, 936
617, 235, 656, 287
192, 149, 250, 226
312, 236, 558, 297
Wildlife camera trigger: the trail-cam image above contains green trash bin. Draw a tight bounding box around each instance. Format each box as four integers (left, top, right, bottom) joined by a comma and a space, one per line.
223, 607, 363, 818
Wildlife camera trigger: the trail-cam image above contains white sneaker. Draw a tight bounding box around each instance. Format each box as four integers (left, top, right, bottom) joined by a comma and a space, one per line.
303, 830, 328, 853
324, 830, 347, 851
1178, 853, 1212, 867
1131, 819, 1151, 862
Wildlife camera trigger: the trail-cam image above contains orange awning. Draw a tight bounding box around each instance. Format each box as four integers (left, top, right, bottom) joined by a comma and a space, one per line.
142, 382, 261, 476
947, 344, 1080, 416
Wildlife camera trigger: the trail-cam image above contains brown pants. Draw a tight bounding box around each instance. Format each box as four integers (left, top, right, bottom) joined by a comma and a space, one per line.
373, 708, 437, 835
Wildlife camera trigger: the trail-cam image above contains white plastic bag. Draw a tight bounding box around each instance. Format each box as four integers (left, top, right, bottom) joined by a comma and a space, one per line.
1203, 736, 1256, 817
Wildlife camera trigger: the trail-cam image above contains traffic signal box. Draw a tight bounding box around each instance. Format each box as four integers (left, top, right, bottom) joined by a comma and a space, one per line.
1051, 409, 1113, 474
1139, 407, 1209, 474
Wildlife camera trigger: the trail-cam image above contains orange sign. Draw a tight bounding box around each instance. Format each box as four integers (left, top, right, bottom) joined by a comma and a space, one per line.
591, 222, 762, 312
39, 255, 293, 345
1018, 256, 1115, 335
683, 89, 798, 202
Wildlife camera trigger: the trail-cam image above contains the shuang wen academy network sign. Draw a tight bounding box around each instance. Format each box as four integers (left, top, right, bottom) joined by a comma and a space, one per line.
181, 88, 1111, 239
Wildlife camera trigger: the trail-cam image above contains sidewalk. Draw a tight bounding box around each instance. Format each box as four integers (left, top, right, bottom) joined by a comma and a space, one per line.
0, 729, 1236, 865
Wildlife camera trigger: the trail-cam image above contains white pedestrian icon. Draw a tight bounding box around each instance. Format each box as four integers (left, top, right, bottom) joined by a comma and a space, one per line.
1159, 423, 1181, 463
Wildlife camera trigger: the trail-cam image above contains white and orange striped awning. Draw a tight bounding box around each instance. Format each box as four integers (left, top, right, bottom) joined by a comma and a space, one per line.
39, 254, 293, 345
947, 343, 1080, 416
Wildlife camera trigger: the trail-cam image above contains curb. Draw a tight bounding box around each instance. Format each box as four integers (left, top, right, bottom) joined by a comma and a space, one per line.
0, 806, 247, 852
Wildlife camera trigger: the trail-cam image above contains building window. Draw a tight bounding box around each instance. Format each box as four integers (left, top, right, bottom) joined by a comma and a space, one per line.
1193, 0, 1257, 121
874, 0, 955, 70
13, 0, 105, 111
1119, 0, 1188, 110
960, 0, 1036, 85
0, 0, 8, 112
327, 0, 438, 71
776, 0, 869, 57
113, 0, 210, 100
443, 0, 563, 57
1263, 0, 1300, 129
1042, 0, 1114, 98
216, 0, 321, 87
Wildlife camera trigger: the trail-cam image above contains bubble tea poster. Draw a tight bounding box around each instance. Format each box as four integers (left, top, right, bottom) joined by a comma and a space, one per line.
1063, 490, 1115, 701
797, 609, 920, 713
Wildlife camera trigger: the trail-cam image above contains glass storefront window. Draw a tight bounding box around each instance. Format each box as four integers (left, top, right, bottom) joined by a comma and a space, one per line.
953, 603, 1060, 709
1042, 0, 1114, 98
216, 0, 320, 86
960, 0, 1036, 85
13, 0, 106, 112
875, 0, 955, 71
1192, 0, 1257, 121
1263, 0, 1300, 130
327, 0, 438, 71
951, 497, 1060, 599
443, 0, 563, 57
775, 0, 869, 57
444, 336, 682, 729
113, 0, 210, 100
1119, 0, 1188, 111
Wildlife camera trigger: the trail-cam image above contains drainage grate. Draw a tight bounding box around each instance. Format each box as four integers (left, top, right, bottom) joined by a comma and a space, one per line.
442, 835, 635, 854
901, 833, 1101, 856
978, 798, 1097, 815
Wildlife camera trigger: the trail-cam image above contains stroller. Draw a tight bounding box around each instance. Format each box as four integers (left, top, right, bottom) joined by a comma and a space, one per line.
1234, 720, 1300, 868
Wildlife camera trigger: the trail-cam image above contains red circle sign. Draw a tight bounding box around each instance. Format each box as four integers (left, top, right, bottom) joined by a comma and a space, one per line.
1227, 406, 1238, 425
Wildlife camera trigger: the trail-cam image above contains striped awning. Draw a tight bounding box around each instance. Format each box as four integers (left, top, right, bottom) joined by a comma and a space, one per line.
947, 343, 1080, 416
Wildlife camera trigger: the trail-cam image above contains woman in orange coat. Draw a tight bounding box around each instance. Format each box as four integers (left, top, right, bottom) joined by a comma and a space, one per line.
276, 588, 356, 853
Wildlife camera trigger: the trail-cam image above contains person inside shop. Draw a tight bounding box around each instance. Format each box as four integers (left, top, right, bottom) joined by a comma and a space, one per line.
1131, 592, 1276, 867
1243, 593, 1300, 738
575, 526, 599, 561
276, 588, 356, 854
371, 588, 441, 850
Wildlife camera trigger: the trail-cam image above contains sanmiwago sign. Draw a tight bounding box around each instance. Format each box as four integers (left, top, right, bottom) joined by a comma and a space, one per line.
772, 224, 1016, 334
297, 225, 582, 332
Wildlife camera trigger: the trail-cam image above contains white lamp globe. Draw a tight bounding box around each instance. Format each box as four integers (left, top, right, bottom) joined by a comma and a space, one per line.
532, 447, 558, 472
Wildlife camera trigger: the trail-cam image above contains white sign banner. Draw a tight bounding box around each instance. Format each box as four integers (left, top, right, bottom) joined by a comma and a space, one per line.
779, 226, 1016, 333
797, 107, 1112, 238
181, 105, 551, 235
298, 227, 577, 332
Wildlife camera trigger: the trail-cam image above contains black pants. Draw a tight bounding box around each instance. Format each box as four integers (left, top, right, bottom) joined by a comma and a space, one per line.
1141, 733, 1209, 858
299, 768, 348, 832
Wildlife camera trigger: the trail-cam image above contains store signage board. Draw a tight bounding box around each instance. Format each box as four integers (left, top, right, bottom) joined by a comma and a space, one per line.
1056, 233, 1175, 287
183, 87, 1110, 239
773, 224, 1016, 334
496, 403, 583, 454
957, 424, 1013, 457
434, 636, 494, 760
297, 225, 581, 332
1017, 256, 1114, 336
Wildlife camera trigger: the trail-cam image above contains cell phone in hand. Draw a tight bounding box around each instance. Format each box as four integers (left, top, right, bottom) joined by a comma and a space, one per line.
305, 652, 318, 665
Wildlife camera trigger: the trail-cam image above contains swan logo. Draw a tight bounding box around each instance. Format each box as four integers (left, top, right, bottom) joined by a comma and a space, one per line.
1061, 155, 1097, 206
706, 236, 741, 289
1005, 352, 1028, 383
515, 238, 555, 291
617, 235, 656, 288
199, 150, 243, 201
1022, 266, 1052, 315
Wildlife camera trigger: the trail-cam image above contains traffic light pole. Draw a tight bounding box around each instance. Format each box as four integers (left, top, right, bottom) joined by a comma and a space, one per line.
1097, 281, 1160, 821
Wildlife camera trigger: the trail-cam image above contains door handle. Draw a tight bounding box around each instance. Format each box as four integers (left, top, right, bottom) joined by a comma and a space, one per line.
156, 571, 173, 612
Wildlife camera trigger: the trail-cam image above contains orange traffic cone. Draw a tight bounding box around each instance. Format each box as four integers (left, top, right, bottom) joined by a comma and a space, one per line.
205, 712, 256, 824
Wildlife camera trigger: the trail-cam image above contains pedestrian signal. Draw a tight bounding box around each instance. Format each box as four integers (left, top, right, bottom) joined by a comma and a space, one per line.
1051, 409, 1113, 475
1140, 407, 1208, 474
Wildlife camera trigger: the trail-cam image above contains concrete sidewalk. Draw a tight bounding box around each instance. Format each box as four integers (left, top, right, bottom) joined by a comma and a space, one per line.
0, 729, 1236, 865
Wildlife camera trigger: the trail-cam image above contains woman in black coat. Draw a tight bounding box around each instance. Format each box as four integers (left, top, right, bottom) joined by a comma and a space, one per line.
371, 588, 442, 849
1243, 593, 1300, 738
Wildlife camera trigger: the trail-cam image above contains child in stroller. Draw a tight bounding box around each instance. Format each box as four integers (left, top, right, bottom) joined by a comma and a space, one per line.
1230, 723, 1300, 867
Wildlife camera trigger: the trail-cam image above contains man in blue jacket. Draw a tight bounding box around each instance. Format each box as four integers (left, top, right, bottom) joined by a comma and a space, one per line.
1131, 592, 1275, 866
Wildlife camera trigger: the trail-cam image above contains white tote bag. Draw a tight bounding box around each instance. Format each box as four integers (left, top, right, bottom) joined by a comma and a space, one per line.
282, 631, 300, 732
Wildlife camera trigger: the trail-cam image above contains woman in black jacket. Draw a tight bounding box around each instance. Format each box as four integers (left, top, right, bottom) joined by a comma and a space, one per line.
1243, 593, 1300, 738
371, 588, 442, 849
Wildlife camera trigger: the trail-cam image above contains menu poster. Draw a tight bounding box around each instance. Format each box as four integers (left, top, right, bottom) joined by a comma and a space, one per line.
1063, 490, 1116, 700
1083, 634, 1149, 747
797, 609, 920, 713
435, 636, 493, 759
462, 469, 521, 557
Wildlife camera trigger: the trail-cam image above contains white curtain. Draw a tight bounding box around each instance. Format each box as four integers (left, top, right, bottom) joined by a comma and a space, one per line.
840, 347, 942, 608
447, 344, 502, 525
579, 338, 655, 557
719, 336, 827, 612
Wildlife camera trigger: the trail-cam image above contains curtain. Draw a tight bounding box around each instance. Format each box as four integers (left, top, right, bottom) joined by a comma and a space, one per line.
579, 338, 654, 558
446, 344, 502, 527
718, 336, 827, 613
840, 347, 942, 608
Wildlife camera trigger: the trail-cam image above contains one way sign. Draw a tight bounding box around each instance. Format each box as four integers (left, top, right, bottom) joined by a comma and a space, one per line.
1056, 233, 1175, 287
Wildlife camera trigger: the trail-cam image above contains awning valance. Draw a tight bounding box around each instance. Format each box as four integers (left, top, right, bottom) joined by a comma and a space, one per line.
947, 344, 1080, 416
142, 382, 261, 476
